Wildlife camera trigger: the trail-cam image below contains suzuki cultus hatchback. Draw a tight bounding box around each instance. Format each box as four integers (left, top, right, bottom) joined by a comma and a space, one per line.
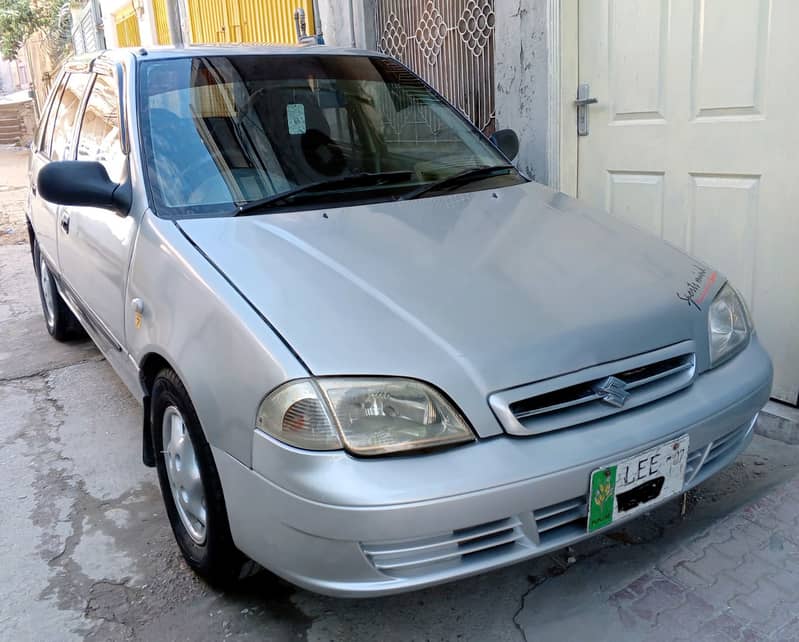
28, 46, 772, 596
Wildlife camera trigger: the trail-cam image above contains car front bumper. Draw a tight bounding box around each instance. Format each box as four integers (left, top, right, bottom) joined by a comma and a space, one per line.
213, 337, 772, 597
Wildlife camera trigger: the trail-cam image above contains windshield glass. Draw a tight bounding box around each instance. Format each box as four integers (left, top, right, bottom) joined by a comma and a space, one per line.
138, 54, 524, 218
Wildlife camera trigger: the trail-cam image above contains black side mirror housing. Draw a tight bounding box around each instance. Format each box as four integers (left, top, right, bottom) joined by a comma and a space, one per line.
37, 161, 131, 214
489, 128, 520, 161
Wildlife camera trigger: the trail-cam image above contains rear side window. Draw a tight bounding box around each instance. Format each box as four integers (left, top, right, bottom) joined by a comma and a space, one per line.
36, 75, 67, 155
50, 72, 90, 161
77, 74, 125, 183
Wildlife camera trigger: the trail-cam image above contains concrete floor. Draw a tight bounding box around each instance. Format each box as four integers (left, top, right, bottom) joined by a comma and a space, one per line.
2, 148, 799, 641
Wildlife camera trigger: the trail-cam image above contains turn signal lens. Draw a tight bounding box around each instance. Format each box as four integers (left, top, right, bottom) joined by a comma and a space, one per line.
256, 380, 341, 450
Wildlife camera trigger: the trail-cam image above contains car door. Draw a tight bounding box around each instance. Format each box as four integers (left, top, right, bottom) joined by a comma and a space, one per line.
29, 71, 90, 268
56, 68, 136, 352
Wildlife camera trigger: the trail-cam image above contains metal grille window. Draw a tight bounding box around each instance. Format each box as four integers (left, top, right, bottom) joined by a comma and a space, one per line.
72, 1, 103, 53
375, 0, 496, 134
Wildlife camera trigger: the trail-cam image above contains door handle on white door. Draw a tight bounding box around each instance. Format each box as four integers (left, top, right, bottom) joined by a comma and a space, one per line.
60, 211, 70, 234
575, 83, 598, 136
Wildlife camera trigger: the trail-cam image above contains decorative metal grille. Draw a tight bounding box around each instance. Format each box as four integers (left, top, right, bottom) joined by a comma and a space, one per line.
375, 0, 496, 134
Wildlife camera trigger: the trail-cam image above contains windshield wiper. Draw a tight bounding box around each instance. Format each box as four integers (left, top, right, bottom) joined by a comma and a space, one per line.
234, 171, 415, 216
400, 165, 516, 201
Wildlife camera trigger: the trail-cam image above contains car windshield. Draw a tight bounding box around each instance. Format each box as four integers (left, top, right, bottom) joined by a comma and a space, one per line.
138, 54, 525, 219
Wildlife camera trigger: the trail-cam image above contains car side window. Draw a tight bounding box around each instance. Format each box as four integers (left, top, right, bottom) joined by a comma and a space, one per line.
77, 73, 125, 184
36, 74, 67, 156
49, 72, 90, 162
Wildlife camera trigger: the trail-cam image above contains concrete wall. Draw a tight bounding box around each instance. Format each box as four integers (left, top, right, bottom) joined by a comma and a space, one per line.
0, 61, 15, 96
17, 99, 36, 145
24, 31, 58, 113
317, 0, 376, 48
494, 0, 550, 183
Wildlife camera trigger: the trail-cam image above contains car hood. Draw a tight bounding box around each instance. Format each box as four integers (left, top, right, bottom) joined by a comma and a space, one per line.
177, 181, 721, 437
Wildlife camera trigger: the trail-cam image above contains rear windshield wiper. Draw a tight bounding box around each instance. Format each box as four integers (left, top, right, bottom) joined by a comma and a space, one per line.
234, 171, 415, 216
400, 165, 516, 201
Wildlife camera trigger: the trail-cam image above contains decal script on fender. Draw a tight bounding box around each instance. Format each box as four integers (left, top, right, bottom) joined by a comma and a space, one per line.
677, 264, 717, 311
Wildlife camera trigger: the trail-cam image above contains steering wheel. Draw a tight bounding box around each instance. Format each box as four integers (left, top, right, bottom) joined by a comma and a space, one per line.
301, 129, 347, 177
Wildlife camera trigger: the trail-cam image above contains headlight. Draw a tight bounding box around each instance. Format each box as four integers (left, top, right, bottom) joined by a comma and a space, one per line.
708, 283, 751, 367
256, 378, 475, 455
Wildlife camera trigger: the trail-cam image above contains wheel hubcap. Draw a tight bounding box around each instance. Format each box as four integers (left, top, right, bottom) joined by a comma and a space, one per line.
162, 406, 207, 544
39, 257, 55, 328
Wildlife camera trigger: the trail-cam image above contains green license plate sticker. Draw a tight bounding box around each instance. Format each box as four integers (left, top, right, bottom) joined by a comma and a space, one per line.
588, 466, 617, 532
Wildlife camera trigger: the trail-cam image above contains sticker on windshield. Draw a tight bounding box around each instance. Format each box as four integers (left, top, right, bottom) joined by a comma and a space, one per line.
287, 103, 307, 135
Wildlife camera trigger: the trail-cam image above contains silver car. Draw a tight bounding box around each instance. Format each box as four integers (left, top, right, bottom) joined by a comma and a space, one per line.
27, 46, 772, 597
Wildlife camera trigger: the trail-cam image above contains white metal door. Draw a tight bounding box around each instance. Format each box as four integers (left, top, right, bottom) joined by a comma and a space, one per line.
575, 0, 799, 404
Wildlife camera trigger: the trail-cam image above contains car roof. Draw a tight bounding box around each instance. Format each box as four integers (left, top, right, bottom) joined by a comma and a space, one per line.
64, 44, 387, 71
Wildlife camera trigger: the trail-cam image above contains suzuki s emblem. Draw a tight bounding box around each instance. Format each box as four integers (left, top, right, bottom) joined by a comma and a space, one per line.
594, 376, 630, 408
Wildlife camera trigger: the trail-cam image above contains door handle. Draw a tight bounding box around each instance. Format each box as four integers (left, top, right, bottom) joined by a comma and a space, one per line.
60, 212, 70, 234
575, 83, 598, 136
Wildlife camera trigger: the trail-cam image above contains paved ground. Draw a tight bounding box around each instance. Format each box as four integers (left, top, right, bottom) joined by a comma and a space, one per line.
2, 147, 799, 641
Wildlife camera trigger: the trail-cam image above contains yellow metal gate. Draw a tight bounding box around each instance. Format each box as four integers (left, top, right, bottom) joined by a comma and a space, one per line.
153, 0, 171, 44
187, 0, 315, 45
115, 7, 141, 48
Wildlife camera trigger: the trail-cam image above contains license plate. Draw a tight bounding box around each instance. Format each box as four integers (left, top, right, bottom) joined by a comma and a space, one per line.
587, 435, 689, 533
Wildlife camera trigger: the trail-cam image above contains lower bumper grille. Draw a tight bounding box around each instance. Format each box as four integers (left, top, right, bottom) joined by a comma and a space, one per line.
534, 497, 587, 544
685, 414, 756, 486
361, 417, 754, 579
533, 418, 756, 543
361, 517, 528, 578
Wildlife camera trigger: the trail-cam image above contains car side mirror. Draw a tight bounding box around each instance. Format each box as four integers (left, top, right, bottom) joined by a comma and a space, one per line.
489, 128, 519, 161
37, 161, 131, 214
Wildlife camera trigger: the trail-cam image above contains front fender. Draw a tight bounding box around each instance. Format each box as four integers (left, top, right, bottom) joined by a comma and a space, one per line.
125, 211, 308, 466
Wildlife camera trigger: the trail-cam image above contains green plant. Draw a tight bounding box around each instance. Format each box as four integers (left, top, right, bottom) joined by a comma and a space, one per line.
0, 0, 69, 60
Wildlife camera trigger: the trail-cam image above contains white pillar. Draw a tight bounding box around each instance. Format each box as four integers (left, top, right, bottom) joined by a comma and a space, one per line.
137, 0, 159, 46
101, 8, 119, 48
493, 0, 550, 183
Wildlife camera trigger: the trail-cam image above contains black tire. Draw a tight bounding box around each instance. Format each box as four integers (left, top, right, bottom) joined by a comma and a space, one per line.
151, 367, 257, 586
32, 239, 81, 341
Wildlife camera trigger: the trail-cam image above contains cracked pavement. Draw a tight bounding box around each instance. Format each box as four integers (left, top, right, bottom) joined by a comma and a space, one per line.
2, 147, 799, 641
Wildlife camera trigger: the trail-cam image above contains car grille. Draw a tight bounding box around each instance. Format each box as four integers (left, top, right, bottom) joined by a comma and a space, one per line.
489, 341, 697, 436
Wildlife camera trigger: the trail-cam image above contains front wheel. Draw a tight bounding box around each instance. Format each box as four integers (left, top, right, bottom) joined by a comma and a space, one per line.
151, 368, 258, 586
